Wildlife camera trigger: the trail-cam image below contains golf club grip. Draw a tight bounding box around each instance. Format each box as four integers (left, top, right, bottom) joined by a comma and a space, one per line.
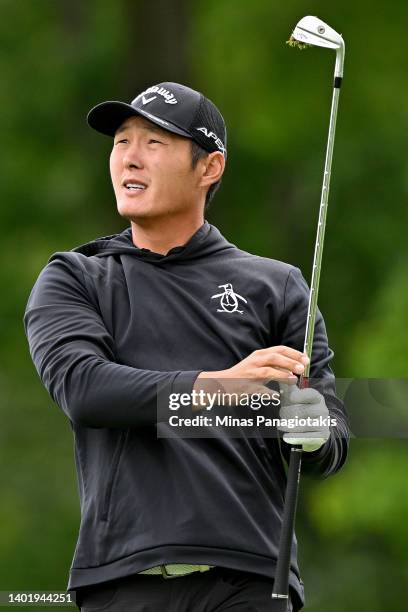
272, 445, 302, 600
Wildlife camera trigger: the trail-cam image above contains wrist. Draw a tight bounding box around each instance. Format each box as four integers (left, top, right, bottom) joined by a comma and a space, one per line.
192, 372, 226, 411
196, 370, 226, 380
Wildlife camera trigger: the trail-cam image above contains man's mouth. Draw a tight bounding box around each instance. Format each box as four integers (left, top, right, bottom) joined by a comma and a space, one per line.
122, 177, 148, 192
124, 182, 147, 191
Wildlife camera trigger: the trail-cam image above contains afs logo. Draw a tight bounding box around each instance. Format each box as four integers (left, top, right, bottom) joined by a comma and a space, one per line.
211, 283, 247, 315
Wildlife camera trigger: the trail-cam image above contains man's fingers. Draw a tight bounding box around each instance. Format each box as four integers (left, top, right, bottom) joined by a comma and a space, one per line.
255, 350, 308, 375
260, 368, 299, 384
255, 346, 309, 365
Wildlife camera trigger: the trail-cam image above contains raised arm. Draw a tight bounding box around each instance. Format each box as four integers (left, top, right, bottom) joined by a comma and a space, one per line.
23, 255, 200, 429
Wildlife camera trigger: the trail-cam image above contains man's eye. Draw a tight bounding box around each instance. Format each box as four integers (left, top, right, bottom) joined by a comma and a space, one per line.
148, 139, 163, 144
115, 139, 128, 145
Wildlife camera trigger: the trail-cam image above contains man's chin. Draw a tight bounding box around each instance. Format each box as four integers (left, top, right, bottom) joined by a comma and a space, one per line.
116, 197, 195, 224
117, 201, 155, 221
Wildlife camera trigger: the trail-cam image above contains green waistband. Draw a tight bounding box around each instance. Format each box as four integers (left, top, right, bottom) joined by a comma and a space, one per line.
139, 564, 214, 578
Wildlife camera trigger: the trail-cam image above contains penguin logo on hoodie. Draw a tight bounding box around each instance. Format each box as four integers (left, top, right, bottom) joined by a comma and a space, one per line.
211, 283, 247, 315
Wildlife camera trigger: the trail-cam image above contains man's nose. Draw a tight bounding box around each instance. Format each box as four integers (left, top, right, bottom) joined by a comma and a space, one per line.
123, 142, 144, 169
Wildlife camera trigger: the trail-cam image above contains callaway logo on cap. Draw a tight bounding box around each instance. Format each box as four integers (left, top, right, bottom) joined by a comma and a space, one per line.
87, 81, 227, 156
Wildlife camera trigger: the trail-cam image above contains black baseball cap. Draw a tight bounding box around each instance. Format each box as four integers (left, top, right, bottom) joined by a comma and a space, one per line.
87, 81, 227, 157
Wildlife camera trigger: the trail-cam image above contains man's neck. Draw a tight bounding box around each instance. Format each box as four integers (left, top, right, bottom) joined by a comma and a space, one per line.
130, 215, 205, 255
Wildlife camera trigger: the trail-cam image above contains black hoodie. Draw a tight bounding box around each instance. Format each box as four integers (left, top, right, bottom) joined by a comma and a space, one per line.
24, 222, 349, 609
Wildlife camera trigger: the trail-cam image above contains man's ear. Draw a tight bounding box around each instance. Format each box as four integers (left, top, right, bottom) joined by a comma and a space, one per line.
199, 152, 225, 188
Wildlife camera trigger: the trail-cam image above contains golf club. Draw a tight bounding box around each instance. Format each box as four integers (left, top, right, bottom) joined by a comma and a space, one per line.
271, 16, 345, 611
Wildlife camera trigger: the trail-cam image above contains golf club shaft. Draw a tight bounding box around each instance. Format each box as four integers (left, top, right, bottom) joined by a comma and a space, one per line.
302, 82, 341, 376
272, 60, 343, 609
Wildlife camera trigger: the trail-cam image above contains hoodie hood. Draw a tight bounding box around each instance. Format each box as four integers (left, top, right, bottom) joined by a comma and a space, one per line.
70, 221, 235, 264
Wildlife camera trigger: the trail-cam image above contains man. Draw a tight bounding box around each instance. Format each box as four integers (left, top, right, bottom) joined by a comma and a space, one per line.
24, 82, 349, 611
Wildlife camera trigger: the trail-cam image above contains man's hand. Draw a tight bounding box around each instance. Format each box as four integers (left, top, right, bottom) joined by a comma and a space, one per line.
197, 346, 310, 384
193, 346, 309, 410
278, 384, 330, 452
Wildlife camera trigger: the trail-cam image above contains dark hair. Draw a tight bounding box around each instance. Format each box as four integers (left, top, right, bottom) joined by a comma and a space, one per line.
191, 141, 223, 210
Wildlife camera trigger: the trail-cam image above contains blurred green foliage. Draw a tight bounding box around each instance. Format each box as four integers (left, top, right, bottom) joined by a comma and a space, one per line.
1, 0, 407, 610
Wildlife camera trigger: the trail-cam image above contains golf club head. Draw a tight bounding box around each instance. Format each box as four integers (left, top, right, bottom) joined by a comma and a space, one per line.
291, 16, 343, 50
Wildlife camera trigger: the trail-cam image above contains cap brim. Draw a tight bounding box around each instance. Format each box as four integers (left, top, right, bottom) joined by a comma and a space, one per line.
87, 101, 192, 139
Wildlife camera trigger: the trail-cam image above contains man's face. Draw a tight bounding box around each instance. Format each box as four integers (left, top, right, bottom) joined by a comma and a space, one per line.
110, 115, 203, 222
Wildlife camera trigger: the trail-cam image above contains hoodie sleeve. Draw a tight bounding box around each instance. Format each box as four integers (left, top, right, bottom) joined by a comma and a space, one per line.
23, 256, 201, 429
276, 267, 349, 478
